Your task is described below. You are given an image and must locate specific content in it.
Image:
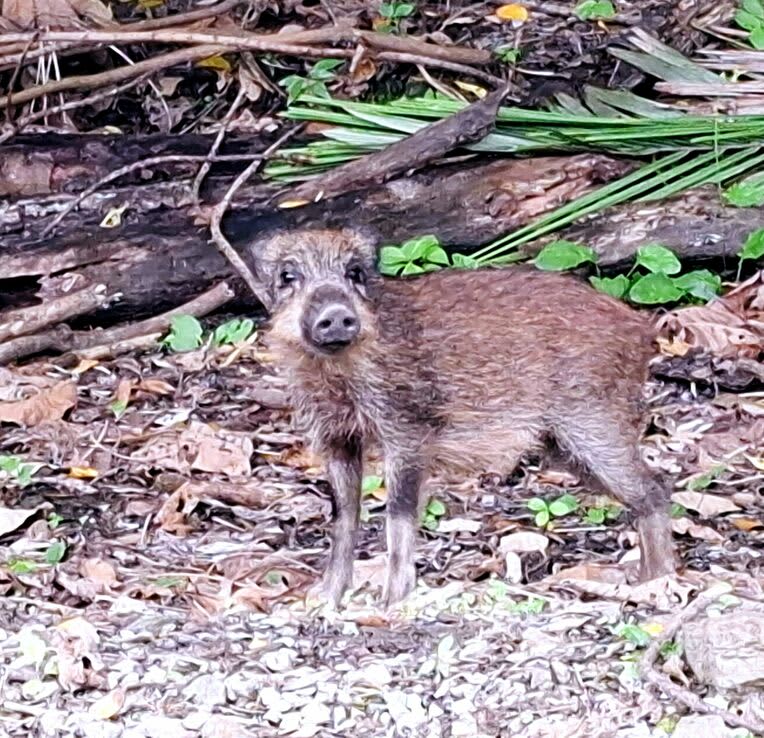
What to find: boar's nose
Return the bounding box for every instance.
[310,303,359,351]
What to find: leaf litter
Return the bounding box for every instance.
[0,281,763,737]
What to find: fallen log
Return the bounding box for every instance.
[0,134,758,365]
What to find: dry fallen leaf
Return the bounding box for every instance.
[672,517,724,543]
[0,380,77,427]
[499,531,549,553]
[671,490,740,517]
[89,687,125,720]
[68,466,99,480]
[0,506,42,537]
[79,558,118,593]
[1,0,113,29]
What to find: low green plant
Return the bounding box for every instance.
[379,235,450,276]
[162,315,257,353]
[527,493,579,528]
[735,0,764,49]
[494,46,521,64]
[47,513,63,530]
[583,504,622,525]
[379,234,483,276]
[507,596,547,615]
[738,227,764,279]
[45,540,66,565]
[212,318,255,346]
[0,455,38,487]
[687,463,727,491]
[670,502,687,518]
[616,622,652,647]
[279,59,345,103]
[377,1,415,32]
[533,240,722,305]
[162,315,204,352]
[421,498,446,530]
[8,559,37,575]
[110,398,128,418]
[575,0,616,21]
[724,171,764,207]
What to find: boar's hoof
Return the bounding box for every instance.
[305,576,348,611]
[382,566,416,609]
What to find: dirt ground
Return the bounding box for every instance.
[1,274,763,738]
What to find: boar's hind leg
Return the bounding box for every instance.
[314,436,363,606]
[554,417,676,581]
[383,459,422,607]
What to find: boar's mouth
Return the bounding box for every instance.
[315,339,354,355]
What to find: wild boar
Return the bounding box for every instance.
[248,228,676,607]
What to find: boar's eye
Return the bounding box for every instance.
[278,268,300,289]
[345,264,366,286]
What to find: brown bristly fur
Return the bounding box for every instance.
[249,228,676,607]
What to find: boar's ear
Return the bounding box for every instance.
[339,226,380,265]
[241,236,275,313]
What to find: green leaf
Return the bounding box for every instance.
[634,244,682,275]
[422,515,439,531]
[110,398,128,418]
[427,498,447,517]
[424,245,450,266]
[213,318,255,346]
[379,245,409,275]
[744,0,764,17]
[628,273,685,305]
[534,509,550,528]
[401,261,424,276]
[163,315,203,352]
[673,270,721,302]
[495,46,520,64]
[47,513,64,530]
[750,26,764,48]
[362,475,384,494]
[451,253,480,269]
[606,504,623,520]
[617,623,651,647]
[735,8,764,31]
[670,502,687,518]
[723,175,764,207]
[738,228,764,262]
[309,59,344,81]
[9,559,38,575]
[575,0,616,20]
[527,497,548,513]
[549,494,579,517]
[590,274,630,299]
[401,234,440,261]
[45,540,66,565]
[380,1,415,18]
[585,507,606,525]
[534,240,597,271]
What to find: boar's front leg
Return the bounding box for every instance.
[383,457,423,607]
[312,436,362,607]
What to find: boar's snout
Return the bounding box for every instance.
[302,286,360,354]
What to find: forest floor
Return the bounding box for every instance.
[1,275,763,738]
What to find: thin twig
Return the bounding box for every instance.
[209,125,304,304]
[192,86,247,201]
[4,34,38,125]
[640,584,764,735]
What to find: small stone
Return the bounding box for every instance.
[261,647,297,672]
[673,715,736,738]
[184,674,227,708]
